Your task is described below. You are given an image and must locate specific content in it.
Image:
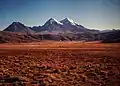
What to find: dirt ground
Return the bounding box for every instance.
[0,41,120,86]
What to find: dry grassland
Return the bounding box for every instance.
[0,41,120,86]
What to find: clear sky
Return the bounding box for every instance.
[0,0,120,30]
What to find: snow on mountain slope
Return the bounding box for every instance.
[32,18,91,33]
[59,18,90,32]
[4,18,99,34]
[60,18,76,25]
[44,18,63,26]
[49,18,63,25]
[41,18,64,32]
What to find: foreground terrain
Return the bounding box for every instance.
[0,41,120,86]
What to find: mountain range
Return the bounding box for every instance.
[1,18,120,43]
[4,18,99,34]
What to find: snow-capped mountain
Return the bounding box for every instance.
[4,22,34,34]
[48,18,63,25]
[39,17,92,33]
[4,18,99,34]
[60,18,90,32]
[60,18,76,25]
[41,18,64,32]
[2,18,120,42]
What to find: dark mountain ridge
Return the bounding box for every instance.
[4,22,34,34]
[1,18,120,43]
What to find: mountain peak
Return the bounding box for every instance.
[45,18,63,25]
[60,18,75,25]
[49,18,55,20]
[49,18,58,22]
[65,18,74,23]
[11,22,25,27]
[12,22,21,25]
[4,22,34,34]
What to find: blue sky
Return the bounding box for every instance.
[0,0,120,30]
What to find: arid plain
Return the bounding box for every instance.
[0,41,120,86]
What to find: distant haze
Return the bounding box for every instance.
[0,0,120,30]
